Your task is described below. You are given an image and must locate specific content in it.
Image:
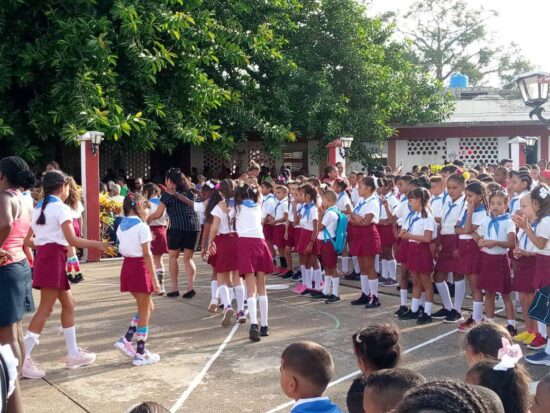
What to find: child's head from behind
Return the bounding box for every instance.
[280,341,334,400]
[532,373,550,413]
[362,368,425,413]
[531,185,550,222]
[322,189,337,209]
[123,193,146,220]
[143,182,160,200]
[464,323,512,368]
[353,323,400,375]
[235,182,259,204]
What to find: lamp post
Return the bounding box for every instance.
[514,71,550,124]
[339,136,354,158]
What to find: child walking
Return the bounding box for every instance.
[114,193,161,366]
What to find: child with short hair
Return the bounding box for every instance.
[286,181,300,280]
[532,373,550,413]
[279,341,342,413]
[271,185,290,276]
[377,178,398,287]
[261,181,277,270]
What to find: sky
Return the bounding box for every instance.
[366,0,550,84]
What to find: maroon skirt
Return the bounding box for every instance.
[33,243,69,290]
[150,225,169,255]
[477,252,512,294]
[407,242,434,274]
[457,238,481,275]
[376,224,396,247]
[396,239,409,264]
[212,233,239,273]
[285,225,295,248]
[513,256,536,293]
[292,227,302,249]
[237,237,274,275]
[533,254,550,290]
[348,224,381,257]
[320,240,338,269]
[435,234,459,274]
[72,218,81,237]
[263,224,274,242]
[296,229,320,256]
[272,225,286,248]
[120,257,153,293]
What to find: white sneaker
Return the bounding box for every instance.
[157,283,166,296]
[65,348,96,369]
[132,350,160,366]
[495,294,505,309]
[221,307,235,327]
[22,357,45,379]
[114,337,135,358]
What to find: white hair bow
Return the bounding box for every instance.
[539,186,549,199]
[493,338,522,371]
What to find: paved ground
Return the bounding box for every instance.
[19,257,549,413]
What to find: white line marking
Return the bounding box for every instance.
[265,328,459,413]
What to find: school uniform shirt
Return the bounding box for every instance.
[318,207,339,240]
[379,193,398,220]
[261,194,277,220]
[273,197,289,225]
[31,196,73,246]
[336,191,352,213]
[69,200,84,220]
[458,207,487,240]
[476,214,515,255]
[291,397,342,413]
[295,203,304,228]
[509,191,529,215]
[235,203,264,238]
[430,193,445,219]
[148,198,168,226]
[440,195,466,235]
[117,217,152,257]
[407,212,437,243]
[350,186,360,206]
[352,194,379,223]
[517,228,538,253]
[395,196,412,227]
[211,204,236,235]
[534,216,550,255]
[299,203,319,231]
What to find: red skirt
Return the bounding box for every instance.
[396,239,409,264]
[348,224,381,257]
[457,238,481,275]
[376,224,395,247]
[72,218,81,237]
[320,240,338,269]
[237,237,274,275]
[407,242,434,274]
[263,224,274,242]
[533,254,550,290]
[477,252,512,294]
[435,234,459,273]
[513,256,536,293]
[285,225,295,248]
[292,227,302,249]
[33,243,69,290]
[272,225,286,248]
[120,257,153,293]
[150,225,169,255]
[212,233,239,273]
[296,229,320,256]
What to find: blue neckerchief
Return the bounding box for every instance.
[120,216,142,231]
[510,197,519,213]
[407,214,421,232]
[35,195,60,209]
[228,198,235,208]
[149,197,161,206]
[487,213,510,239]
[405,210,416,227]
[337,192,346,202]
[430,195,442,205]
[263,194,275,204]
[242,200,257,208]
[353,196,375,214]
[302,202,315,221]
[443,198,464,223]
[459,204,486,228]
[522,221,540,249]
[297,204,305,217]
[400,195,408,203]
[442,190,449,206]
[274,198,287,217]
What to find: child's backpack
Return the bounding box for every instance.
[323,207,348,255]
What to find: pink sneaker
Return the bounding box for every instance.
[22,357,45,379]
[114,337,135,358]
[293,284,306,294]
[65,348,96,369]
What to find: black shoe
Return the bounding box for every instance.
[67,273,75,283]
[167,291,180,297]
[351,293,370,305]
[301,288,314,296]
[444,309,464,323]
[448,282,455,298]
[291,273,302,282]
[282,271,294,279]
[394,305,408,317]
[72,273,84,284]
[417,313,433,325]
[344,271,356,280]
[365,295,380,309]
[260,326,269,337]
[418,305,425,315]
[325,294,341,304]
[399,309,420,320]
[350,272,360,281]
[431,308,450,320]
[182,289,196,299]
[249,324,261,342]
[506,324,518,337]
[311,292,329,299]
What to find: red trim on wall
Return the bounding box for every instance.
[394,125,550,139]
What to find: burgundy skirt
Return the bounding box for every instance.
[435,234,459,274]
[120,257,153,293]
[292,227,302,249]
[348,224,381,257]
[396,239,409,264]
[376,224,396,247]
[33,243,69,290]
[296,229,320,256]
[320,240,338,269]
[237,237,274,275]
[263,224,274,242]
[285,225,295,248]
[72,218,81,237]
[477,252,512,294]
[457,238,481,275]
[407,242,434,274]
[272,225,286,248]
[513,256,536,293]
[533,254,550,290]
[212,233,239,273]
[150,225,169,255]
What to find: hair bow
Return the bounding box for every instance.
[355,334,362,343]
[215,183,221,190]
[493,338,522,371]
[539,186,549,199]
[205,180,216,190]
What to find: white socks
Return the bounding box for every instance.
[454,279,465,312]
[258,295,268,327]
[353,257,360,273]
[360,275,370,296]
[420,292,426,307]
[211,280,218,300]
[218,285,231,308]
[400,289,408,306]
[424,302,433,316]
[24,331,40,359]
[323,276,332,296]
[304,268,313,289]
[435,281,453,311]
[473,301,484,322]
[381,260,388,279]
[368,279,379,297]
[388,260,397,281]
[63,326,80,358]
[332,277,340,297]
[247,297,258,325]
[313,269,323,288]
[411,298,420,313]
[375,255,380,273]
[342,257,350,273]
[234,284,245,312]
[538,321,548,338]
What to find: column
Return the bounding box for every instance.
[79,137,101,262]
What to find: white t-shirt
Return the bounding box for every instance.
[535,216,550,256]
[407,213,437,243]
[441,195,466,235]
[236,204,264,238]
[318,208,339,240]
[430,194,444,219]
[379,194,398,221]
[395,196,411,226]
[352,194,379,223]
[31,196,73,246]
[294,202,303,228]
[477,214,515,255]
[262,194,277,219]
[194,200,206,225]
[69,200,84,220]
[336,192,352,213]
[457,207,488,240]
[517,228,537,253]
[148,198,168,226]
[211,204,236,235]
[299,203,319,231]
[273,198,289,225]
[509,191,529,216]
[117,218,152,257]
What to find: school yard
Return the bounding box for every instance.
[20,257,549,413]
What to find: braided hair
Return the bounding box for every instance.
[408,187,431,218]
[0,156,36,190]
[36,171,69,225]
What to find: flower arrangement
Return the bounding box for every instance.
[99,194,122,258]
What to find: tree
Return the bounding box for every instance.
[398,0,533,87]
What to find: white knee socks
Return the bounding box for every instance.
[353,257,360,273]
[24,331,40,359]
[247,297,258,325]
[454,279,465,312]
[63,326,80,357]
[342,257,350,273]
[323,276,332,295]
[368,279,379,297]
[435,281,453,310]
[332,277,340,297]
[234,284,245,312]
[258,295,268,327]
[360,275,370,296]
[218,284,231,309]
[211,280,218,300]
[388,260,397,281]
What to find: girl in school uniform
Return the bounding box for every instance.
[65,177,85,284]
[143,183,169,295]
[377,178,398,287]
[114,193,161,366]
[284,181,299,280]
[333,179,352,277]
[22,171,108,378]
[475,190,517,336]
[398,187,437,324]
[234,183,274,342]
[261,181,277,270]
[271,185,290,276]
[509,173,532,216]
[349,177,382,308]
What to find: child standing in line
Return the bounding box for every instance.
[65,177,85,284]
[261,181,277,271]
[234,183,274,342]
[334,179,352,278]
[271,185,290,276]
[143,183,169,296]
[474,190,517,336]
[114,193,161,366]
[285,181,299,281]
[349,177,382,309]
[377,178,398,288]
[295,184,320,294]
[22,171,108,379]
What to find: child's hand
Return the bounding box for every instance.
[304,241,313,255]
[95,241,112,252]
[150,297,155,311]
[398,229,407,238]
[484,240,497,249]
[513,248,523,259]
[208,241,217,256]
[284,231,288,240]
[0,248,13,265]
[512,214,528,230]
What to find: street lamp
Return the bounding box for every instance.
[77,131,104,156]
[339,136,354,158]
[514,72,550,124]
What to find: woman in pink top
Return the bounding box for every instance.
[0,156,36,413]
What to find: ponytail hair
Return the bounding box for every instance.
[123,192,145,221]
[36,171,69,225]
[408,187,430,218]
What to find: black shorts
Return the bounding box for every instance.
[167,229,199,251]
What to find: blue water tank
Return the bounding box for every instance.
[449,73,469,88]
